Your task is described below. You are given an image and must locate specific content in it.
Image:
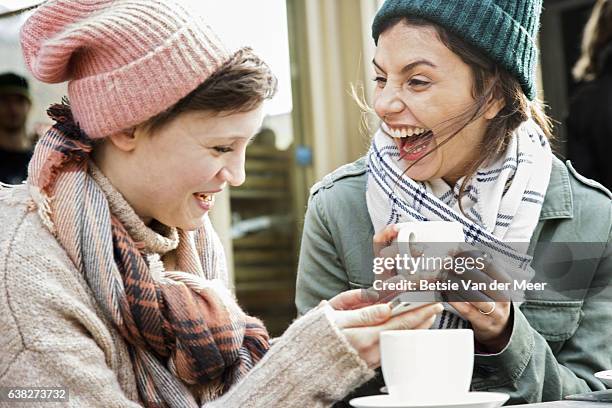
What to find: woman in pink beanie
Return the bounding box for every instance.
[0,1,442,407]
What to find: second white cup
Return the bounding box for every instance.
[380,329,474,402]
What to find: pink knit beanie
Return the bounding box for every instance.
[20,0,231,139]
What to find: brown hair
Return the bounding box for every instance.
[143,47,277,133]
[573,0,612,82]
[355,17,553,217]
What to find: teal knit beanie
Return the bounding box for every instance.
[372,0,543,100]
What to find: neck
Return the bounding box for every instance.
[91,148,153,226]
[441,141,489,187]
[0,128,30,151]
[88,162,179,255]
[442,174,462,186]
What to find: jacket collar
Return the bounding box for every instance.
[539,157,573,220]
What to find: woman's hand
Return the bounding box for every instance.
[449,300,512,353]
[445,250,514,353]
[330,302,444,369]
[373,224,401,280]
[329,289,380,310]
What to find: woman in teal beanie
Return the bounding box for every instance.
[296,0,612,404]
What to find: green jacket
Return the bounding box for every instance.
[296,156,612,405]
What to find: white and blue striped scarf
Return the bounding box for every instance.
[366,119,553,328]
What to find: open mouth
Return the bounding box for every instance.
[382,122,435,161]
[193,192,214,203]
[193,192,216,211]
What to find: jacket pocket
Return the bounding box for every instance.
[520,300,583,342]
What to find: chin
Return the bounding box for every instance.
[405,171,437,181]
[176,217,206,231]
[155,212,205,231]
[402,157,441,181]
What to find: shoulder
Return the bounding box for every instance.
[543,158,612,242]
[309,156,368,198]
[0,185,72,272]
[568,78,612,128]
[307,157,369,226]
[543,157,611,211]
[565,160,612,203]
[0,186,106,358]
[570,77,612,104]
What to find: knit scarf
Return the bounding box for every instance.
[366,119,552,328]
[26,102,269,408]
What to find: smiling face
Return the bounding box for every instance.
[373,21,500,184]
[94,106,264,231]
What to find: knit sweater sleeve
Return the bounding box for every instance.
[205,303,375,407]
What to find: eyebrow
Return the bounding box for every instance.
[372,59,437,74]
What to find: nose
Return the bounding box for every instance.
[374,83,406,119]
[219,154,246,187]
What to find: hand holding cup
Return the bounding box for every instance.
[325,290,444,369]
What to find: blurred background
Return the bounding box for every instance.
[0,0,605,336]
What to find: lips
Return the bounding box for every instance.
[193,191,217,212]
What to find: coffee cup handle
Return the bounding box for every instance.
[396,225,418,243]
[396,225,422,259]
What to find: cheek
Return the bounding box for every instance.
[130,149,188,198]
[434,130,472,171]
[191,160,221,183]
[170,161,223,197]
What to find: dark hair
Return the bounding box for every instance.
[573,0,612,82]
[357,17,553,217]
[142,47,277,133]
[0,72,31,101]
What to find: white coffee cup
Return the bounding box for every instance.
[396,221,465,243]
[380,329,474,402]
[395,222,465,270]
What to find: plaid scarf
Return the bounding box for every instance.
[366,119,552,328]
[27,102,269,408]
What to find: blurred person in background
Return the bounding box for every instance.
[567,0,612,189]
[0,1,442,407]
[0,72,33,184]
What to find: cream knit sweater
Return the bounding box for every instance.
[0,181,373,407]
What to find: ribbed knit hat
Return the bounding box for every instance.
[20,0,231,139]
[372,0,543,100]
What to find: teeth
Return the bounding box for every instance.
[195,193,213,202]
[384,123,430,138]
[404,144,427,154]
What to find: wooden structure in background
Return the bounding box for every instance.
[231,130,297,337]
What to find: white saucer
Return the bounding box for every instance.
[349,392,509,408]
[595,370,612,387]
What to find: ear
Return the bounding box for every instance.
[483,94,505,120]
[107,129,139,152]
